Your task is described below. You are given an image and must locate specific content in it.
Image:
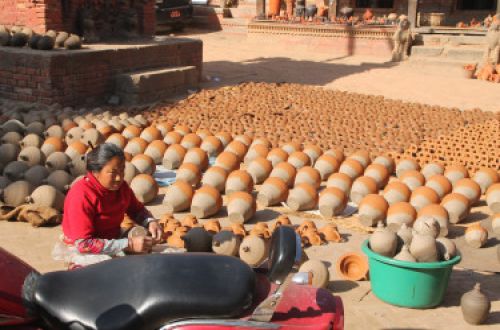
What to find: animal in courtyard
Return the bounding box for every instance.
[391,15,413,62]
[484,17,500,65]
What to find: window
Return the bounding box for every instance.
[355,0,394,8]
[456,0,496,10]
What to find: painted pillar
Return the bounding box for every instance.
[408,0,418,28]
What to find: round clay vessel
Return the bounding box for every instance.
[131,154,156,175]
[319,187,347,217]
[215,151,240,172]
[417,204,449,237]
[409,233,438,262]
[413,216,441,238]
[369,222,398,257]
[286,183,318,211]
[181,133,202,150]
[233,135,252,147]
[174,125,191,136]
[124,162,137,184]
[225,140,248,161]
[303,144,323,165]
[269,161,297,187]
[386,202,417,229]
[212,230,241,256]
[41,137,66,157]
[281,141,302,155]
[410,186,440,212]
[364,163,389,189]
[0,143,20,164]
[461,283,491,325]
[122,125,142,139]
[319,224,342,242]
[436,237,457,261]
[313,154,340,181]
[287,151,311,170]
[396,159,420,178]
[162,144,187,170]
[1,131,23,145]
[336,252,369,281]
[164,131,183,145]
[421,162,445,180]
[46,170,73,192]
[400,170,425,191]
[358,194,389,227]
[163,180,194,213]
[190,185,223,219]
[425,174,452,199]
[373,155,395,174]
[464,223,488,249]
[441,193,470,224]
[215,131,233,147]
[81,128,104,148]
[67,156,86,177]
[246,157,272,184]
[453,178,481,205]
[472,167,499,194]
[20,134,43,149]
[4,161,30,181]
[201,166,228,192]
[349,176,377,205]
[140,126,162,144]
[348,150,371,168]
[176,163,202,186]
[105,133,128,150]
[227,191,256,224]
[24,165,49,187]
[203,219,221,234]
[326,172,352,194]
[485,183,500,213]
[298,260,329,288]
[267,148,289,167]
[250,137,271,149]
[26,185,65,211]
[324,147,344,163]
[195,129,212,140]
[130,174,159,204]
[338,158,364,180]
[394,245,416,262]
[244,144,269,164]
[144,140,168,165]
[124,137,148,157]
[200,136,223,157]
[294,166,321,189]
[239,235,268,267]
[18,146,45,166]
[397,223,413,246]
[444,164,469,187]
[2,180,34,207]
[492,213,500,235]
[257,177,289,207]
[0,176,11,190]
[225,170,254,195]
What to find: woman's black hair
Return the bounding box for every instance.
[86,143,125,172]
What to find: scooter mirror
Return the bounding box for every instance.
[267,226,298,284]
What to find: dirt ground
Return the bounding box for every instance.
[1,29,499,329]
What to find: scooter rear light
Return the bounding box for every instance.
[291,271,313,285]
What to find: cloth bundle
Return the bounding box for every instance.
[0,203,62,227]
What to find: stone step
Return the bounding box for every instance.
[410,45,485,62]
[229,5,256,19]
[406,57,477,78]
[115,66,198,104]
[414,34,486,47]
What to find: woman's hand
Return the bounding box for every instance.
[148,220,163,244]
[127,236,153,254]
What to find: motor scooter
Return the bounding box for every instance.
[0,226,344,330]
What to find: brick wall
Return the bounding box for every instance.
[0,39,202,105]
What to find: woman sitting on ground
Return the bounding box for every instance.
[62,143,163,255]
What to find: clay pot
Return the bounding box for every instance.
[144,140,168,165]
[369,222,398,257]
[486,183,500,213]
[301,228,322,246]
[122,125,142,140]
[425,174,452,199]
[26,185,65,211]
[131,154,156,175]
[203,219,221,234]
[350,176,377,205]
[176,163,201,186]
[373,155,395,174]
[46,170,73,192]
[18,146,45,166]
[24,165,49,187]
[201,166,228,192]
[1,132,23,145]
[163,181,194,213]
[106,133,128,150]
[67,156,86,177]
[200,136,223,157]
[183,227,213,252]
[324,147,344,163]
[124,137,149,157]
[364,163,390,189]
[441,193,470,224]
[257,177,289,207]
[269,161,297,187]
[227,191,256,224]
[336,252,369,281]
[421,163,445,180]
[44,151,70,172]
[215,131,233,147]
[124,162,137,184]
[164,131,183,145]
[413,216,441,238]
[319,224,342,242]
[244,144,269,165]
[212,230,241,256]
[287,151,311,170]
[453,178,481,205]
[348,150,371,168]
[1,181,34,207]
[246,157,272,184]
[167,231,185,248]
[130,174,159,204]
[436,237,457,261]
[326,172,352,194]
[41,137,66,157]
[20,134,43,149]
[294,166,321,189]
[190,185,222,219]
[225,170,254,195]
[297,220,316,235]
[492,213,500,235]
[400,170,426,191]
[303,144,323,165]
[281,142,302,155]
[250,137,271,149]
[417,204,449,237]
[472,167,499,194]
[410,186,440,212]
[64,35,81,50]
[314,155,340,181]
[267,148,289,167]
[393,243,417,261]
[181,133,202,150]
[461,283,491,325]
[444,164,469,187]
[298,260,329,288]
[81,128,104,148]
[3,161,29,181]
[386,202,417,229]
[195,129,212,140]
[225,140,248,161]
[410,233,438,262]
[140,126,162,143]
[319,187,347,217]
[465,223,488,248]
[0,176,11,190]
[214,151,240,172]
[65,127,84,145]
[397,223,413,246]
[358,194,389,227]
[287,183,318,211]
[44,125,65,139]
[396,159,420,178]
[162,144,186,170]
[239,235,268,267]
[249,226,271,239]
[339,158,364,179]
[0,143,20,165]
[181,214,199,228]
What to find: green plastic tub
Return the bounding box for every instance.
[362,240,461,309]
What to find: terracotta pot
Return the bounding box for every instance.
[303,144,323,165]
[465,223,488,248]
[492,213,500,235]
[81,128,104,148]
[314,155,340,181]
[164,131,183,145]
[26,185,65,211]
[181,133,202,150]
[461,283,491,325]
[350,176,377,205]
[144,140,168,165]
[177,163,202,186]
[201,166,228,192]
[324,147,344,163]
[472,167,499,194]
[417,204,449,237]
[215,131,233,147]
[257,177,289,207]
[373,155,395,174]
[298,260,329,288]
[421,162,445,180]
[156,121,174,137]
[364,163,390,189]
[369,222,397,257]
[231,223,247,238]
[444,164,469,187]
[162,144,187,170]
[294,166,321,189]
[436,237,457,261]
[124,137,148,157]
[183,148,209,171]
[269,161,297,187]
[130,174,159,204]
[386,202,417,229]
[267,148,289,167]
[486,183,500,213]
[425,174,452,199]
[122,125,142,139]
[396,159,420,178]
[453,178,481,205]
[400,170,426,191]
[339,158,364,180]
[200,136,223,157]
[244,144,269,164]
[348,150,371,168]
[358,194,389,227]
[105,133,128,150]
[174,124,191,136]
[191,185,223,219]
[287,151,311,170]
[410,233,438,262]
[247,157,273,184]
[203,219,222,233]
[227,191,256,224]
[215,151,240,172]
[281,141,302,155]
[234,134,253,147]
[226,170,254,195]
[441,193,470,224]
[212,230,241,256]
[316,186,347,217]
[181,214,199,228]
[410,186,440,212]
[225,140,248,161]
[318,223,342,242]
[286,183,318,211]
[2,181,34,207]
[326,172,353,194]
[336,252,368,281]
[131,154,156,175]
[239,235,268,267]
[383,181,411,205]
[163,180,194,213]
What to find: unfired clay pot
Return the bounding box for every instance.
[224,140,248,161]
[338,158,364,180]
[425,174,452,199]
[492,213,500,235]
[124,137,148,157]
[225,170,254,195]
[131,154,156,175]
[386,202,417,229]
[200,136,223,157]
[287,151,311,170]
[326,172,352,194]
[400,170,426,191]
[461,283,491,325]
[140,126,162,143]
[162,144,187,170]
[303,144,323,165]
[410,186,440,212]
[246,157,272,184]
[421,162,445,180]
[24,165,49,187]
[26,185,65,211]
[294,166,321,189]
[358,194,389,227]
[190,185,223,219]
[383,181,411,205]
[244,144,269,165]
[212,230,241,256]
[18,146,45,166]
[348,150,371,169]
[336,252,369,281]
[286,183,318,211]
[215,151,240,172]
[417,204,449,237]
[257,177,289,207]
[164,131,183,145]
[394,245,416,262]
[319,187,347,217]
[369,222,398,257]
[413,216,441,238]
[441,193,470,224]
[464,223,488,249]
[298,260,329,289]
[201,166,228,192]
[314,154,340,181]
[472,167,499,194]
[436,237,457,261]
[397,223,413,246]
[410,233,438,262]
[144,140,168,165]
[485,183,500,213]
[1,180,34,207]
[444,164,469,187]
[163,180,194,213]
[239,235,268,267]
[267,148,289,167]
[130,174,159,204]
[45,170,73,192]
[453,178,481,205]
[269,161,297,187]
[396,159,420,178]
[364,163,389,189]
[227,191,256,224]
[350,176,377,205]
[176,163,202,186]
[373,155,395,174]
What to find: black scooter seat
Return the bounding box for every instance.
[33,253,256,330]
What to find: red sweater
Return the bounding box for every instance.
[62,172,146,241]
